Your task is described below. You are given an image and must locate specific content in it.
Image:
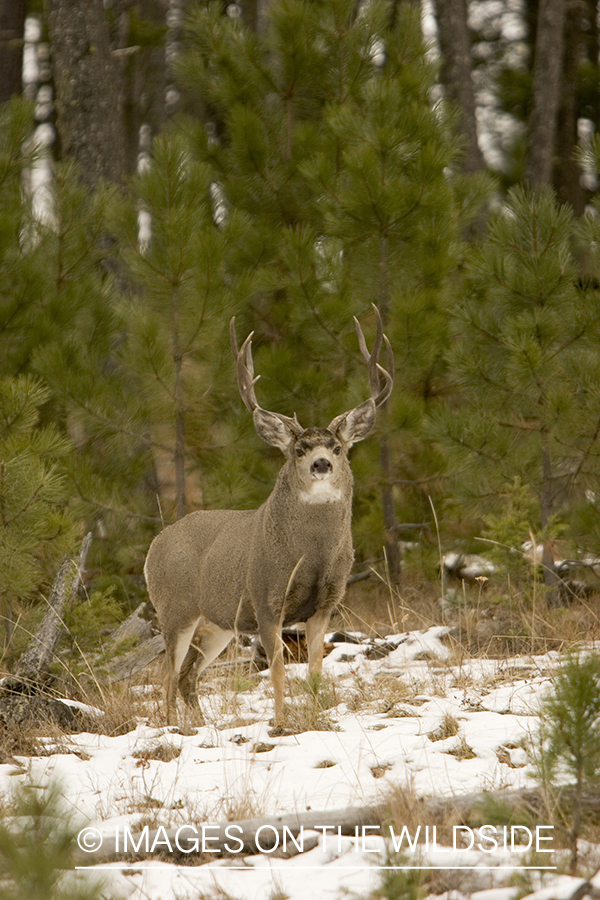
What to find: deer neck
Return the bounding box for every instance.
[265,464,352,528]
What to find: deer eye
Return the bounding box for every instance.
[295,447,305,458]
[333,445,342,455]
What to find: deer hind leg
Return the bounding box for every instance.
[178,620,234,707]
[164,620,198,725]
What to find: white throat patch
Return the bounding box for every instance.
[299,481,342,504]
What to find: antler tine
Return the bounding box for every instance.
[354,304,394,408]
[230,316,260,413]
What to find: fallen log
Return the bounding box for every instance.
[73,782,600,866]
[105,633,165,683]
[74,803,380,865]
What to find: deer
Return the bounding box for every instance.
[145,305,393,729]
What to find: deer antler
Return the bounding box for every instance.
[230,318,260,413]
[353,304,394,407]
[230,317,302,432]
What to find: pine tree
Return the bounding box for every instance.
[24,160,157,578]
[0,375,75,649]
[174,0,487,574]
[430,185,600,590]
[113,130,249,521]
[534,652,600,870]
[0,98,48,377]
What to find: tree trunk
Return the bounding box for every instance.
[377,242,401,584]
[172,294,187,520]
[540,437,559,595]
[525,0,566,185]
[119,0,171,174]
[0,0,27,102]
[73,782,600,866]
[553,0,585,213]
[380,435,402,584]
[570,759,583,872]
[433,0,484,173]
[44,0,127,189]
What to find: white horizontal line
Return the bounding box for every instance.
[76,865,558,872]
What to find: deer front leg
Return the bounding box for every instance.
[305,606,334,675]
[257,617,286,731]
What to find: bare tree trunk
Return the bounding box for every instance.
[377,241,401,584]
[172,292,187,520]
[119,0,171,174]
[43,0,127,188]
[379,435,402,584]
[73,782,600,866]
[433,0,484,173]
[525,0,566,185]
[540,436,558,596]
[174,368,187,521]
[240,0,260,32]
[255,0,271,35]
[0,0,26,102]
[553,0,585,213]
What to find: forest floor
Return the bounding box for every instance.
[2,582,600,900]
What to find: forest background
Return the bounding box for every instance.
[2,0,600,661]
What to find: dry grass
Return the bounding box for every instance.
[427,712,460,742]
[282,673,340,733]
[442,581,600,658]
[376,778,466,847]
[0,718,79,764]
[338,571,600,662]
[1,573,599,811]
[332,574,440,637]
[132,739,182,763]
[445,736,476,760]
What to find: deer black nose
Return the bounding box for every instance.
[311,457,332,475]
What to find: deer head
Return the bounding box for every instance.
[230,305,394,503]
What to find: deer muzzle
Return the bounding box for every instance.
[311,457,333,479]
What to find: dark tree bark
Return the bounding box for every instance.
[44,0,127,188]
[119,0,171,174]
[380,435,402,584]
[434,0,483,173]
[0,0,27,103]
[553,0,585,213]
[525,0,566,185]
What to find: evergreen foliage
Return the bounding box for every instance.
[176,0,490,564]
[113,131,249,521]
[533,652,600,868]
[0,780,106,899]
[4,3,600,606]
[27,161,155,578]
[0,375,75,648]
[431,186,600,578]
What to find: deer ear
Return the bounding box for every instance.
[253,408,301,453]
[329,399,376,447]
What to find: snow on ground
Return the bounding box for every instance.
[1,627,596,900]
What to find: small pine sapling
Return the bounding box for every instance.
[533,652,600,870]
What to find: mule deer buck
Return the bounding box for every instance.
[145,305,393,728]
